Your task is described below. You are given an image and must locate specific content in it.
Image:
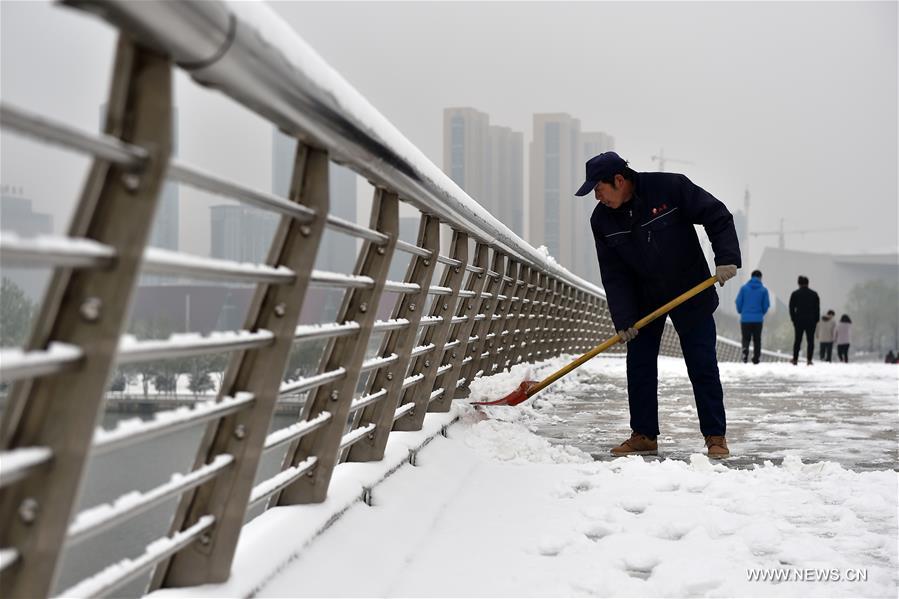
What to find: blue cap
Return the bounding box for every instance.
[574,151,629,196]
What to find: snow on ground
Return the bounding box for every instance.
[156,356,898,598]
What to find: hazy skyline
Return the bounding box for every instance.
[1,1,896,273]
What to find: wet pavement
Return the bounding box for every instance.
[525,357,899,472]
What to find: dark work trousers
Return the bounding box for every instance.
[740,322,763,363]
[837,344,850,362]
[819,341,834,362]
[626,313,726,438]
[792,322,816,362]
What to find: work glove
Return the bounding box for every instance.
[715,264,738,287]
[617,327,638,344]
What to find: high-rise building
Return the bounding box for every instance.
[0,187,53,300]
[529,113,584,276]
[529,115,617,281]
[443,108,524,236]
[582,132,616,161]
[579,131,616,281]
[487,126,524,236]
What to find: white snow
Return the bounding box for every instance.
[117,329,275,364]
[147,355,897,598]
[0,446,52,483]
[92,392,255,451]
[249,456,318,507]
[62,515,215,598]
[68,455,233,541]
[0,547,18,572]
[339,423,376,450]
[0,231,115,265]
[264,411,332,451]
[0,342,83,381]
[293,321,359,339]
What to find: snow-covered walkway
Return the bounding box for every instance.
[153,357,898,598]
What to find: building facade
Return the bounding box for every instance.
[529,113,615,281]
[443,107,524,236]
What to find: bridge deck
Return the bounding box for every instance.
[149,358,898,598]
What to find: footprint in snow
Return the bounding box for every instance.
[619,498,649,514]
[583,522,617,541]
[536,534,576,556]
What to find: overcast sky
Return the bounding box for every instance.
[1,1,896,271]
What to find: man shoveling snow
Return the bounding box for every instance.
[577,151,741,458]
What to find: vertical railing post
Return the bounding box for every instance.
[533,276,556,362]
[429,241,489,412]
[561,285,578,354]
[524,272,549,363]
[393,230,468,431]
[0,38,172,599]
[151,143,330,588]
[545,280,564,358]
[481,259,519,376]
[586,295,601,348]
[347,214,440,462]
[495,265,535,373]
[459,251,505,389]
[275,188,399,505]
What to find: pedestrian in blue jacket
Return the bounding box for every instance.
[735,270,770,364]
[578,152,741,459]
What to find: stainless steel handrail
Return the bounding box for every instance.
[66,0,607,300]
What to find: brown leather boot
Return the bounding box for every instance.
[610,432,658,456]
[705,435,730,458]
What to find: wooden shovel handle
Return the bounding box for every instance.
[525,276,718,398]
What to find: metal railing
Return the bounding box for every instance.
[0,2,787,597]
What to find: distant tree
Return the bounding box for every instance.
[154,372,178,395]
[109,369,128,393]
[186,354,216,397]
[846,280,899,352]
[127,317,178,397]
[206,352,229,389]
[0,277,35,347]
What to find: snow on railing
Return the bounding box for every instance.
[68,455,233,543]
[264,411,333,451]
[249,457,318,507]
[0,342,83,383]
[59,515,216,598]
[92,393,255,454]
[0,447,52,488]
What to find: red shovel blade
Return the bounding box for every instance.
[471,380,538,407]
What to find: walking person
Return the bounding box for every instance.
[836,314,852,362]
[789,275,820,365]
[578,151,741,458]
[735,270,769,364]
[816,310,836,362]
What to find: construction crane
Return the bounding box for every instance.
[651,148,693,172]
[749,218,856,250]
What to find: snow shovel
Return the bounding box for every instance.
[472,275,718,407]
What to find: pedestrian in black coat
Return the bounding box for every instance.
[578,152,741,459]
[789,275,820,365]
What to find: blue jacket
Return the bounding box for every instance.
[735,276,770,323]
[591,172,741,331]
